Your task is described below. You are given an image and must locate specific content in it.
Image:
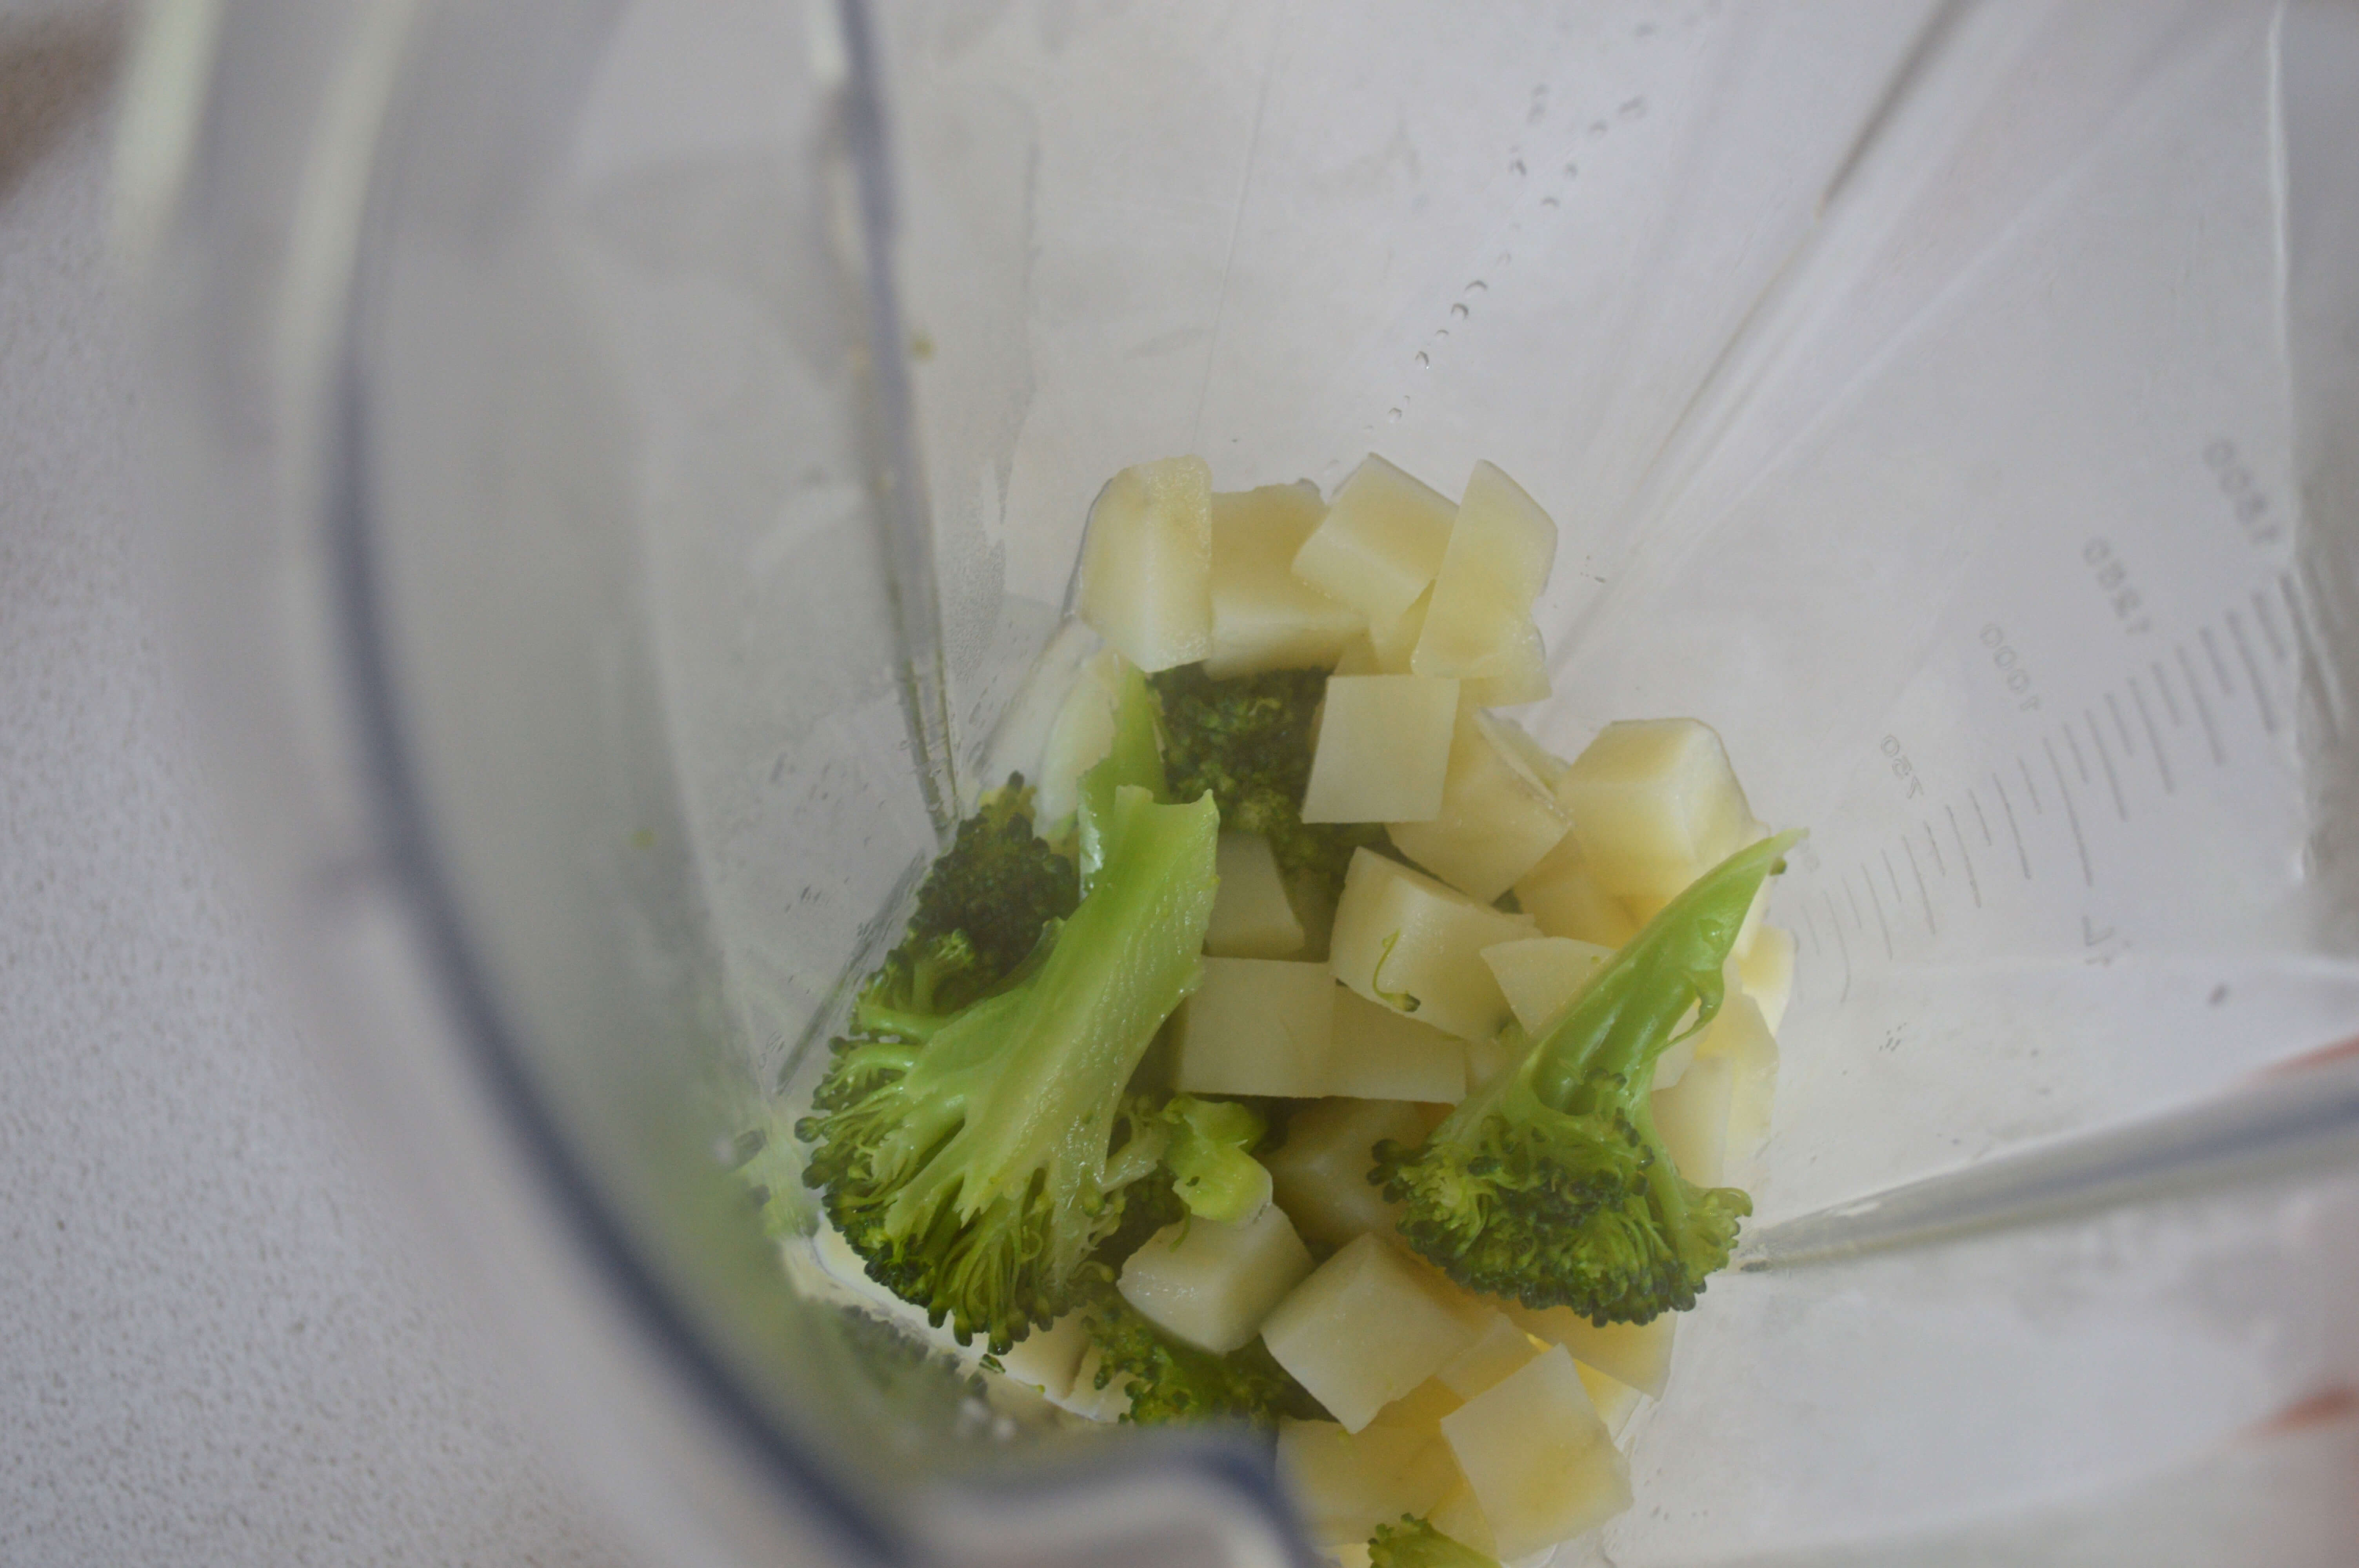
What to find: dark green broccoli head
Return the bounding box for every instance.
[856,777,1078,1038]
[1368,1515,1500,1568]
[1074,1279,1327,1428]
[1149,664,1385,911]
[1373,832,1798,1325]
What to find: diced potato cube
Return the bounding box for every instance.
[1427,1479,1497,1558]
[1301,675,1460,824]
[1412,461,1558,682]
[1652,1053,1733,1188]
[1329,633,1380,676]
[1514,834,1639,948]
[1207,833,1307,958]
[1388,708,1573,903]
[1366,587,1429,673]
[1576,1363,1644,1439]
[1206,483,1367,677]
[999,1313,1091,1402]
[1697,993,1779,1168]
[1290,456,1456,627]
[1368,1376,1465,1431]
[1118,1204,1314,1354]
[1501,1303,1676,1398]
[1436,1314,1545,1399]
[1462,1036,1514,1092]
[1481,936,1612,1036]
[1034,650,1125,826]
[1329,851,1536,1044]
[1560,719,1756,898]
[1265,1098,1424,1250]
[1440,1347,1631,1558]
[1277,1420,1458,1546]
[1487,716,1570,788]
[1078,456,1213,673]
[1059,1345,1133,1422]
[1171,958,1335,1098]
[1326,988,1467,1103]
[1461,618,1551,706]
[1262,1235,1489,1431]
[1738,923,1796,1033]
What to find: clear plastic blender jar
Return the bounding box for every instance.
[126,0,2359,1563]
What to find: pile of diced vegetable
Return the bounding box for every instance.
[783,453,1799,1567]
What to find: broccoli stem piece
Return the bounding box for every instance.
[800,786,1221,1351]
[1078,657,1167,891]
[1074,1279,1327,1429]
[1376,831,1801,1325]
[1160,1096,1272,1223]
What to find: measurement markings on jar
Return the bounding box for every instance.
[1823,891,1852,1004]
[2105,691,2135,756]
[1903,836,1936,936]
[2127,676,2174,793]
[2224,610,2277,733]
[2250,589,2288,662]
[2043,735,2095,888]
[2175,644,2227,764]
[1990,773,2032,879]
[1945,804,1983,907]
[1968,788,1993,846]
[2280,571,2346,741]
[2017,755,2045,814]
[2199,625,2235,697]
[2062,723,2091,786]
[1859,865,1895,960]
[1921,818,1946,878]
[1881,848,1905,909]
[2085,711,2128,822]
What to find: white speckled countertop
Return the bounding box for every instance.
[0,4,642,1561]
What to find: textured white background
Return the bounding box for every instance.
[0,3,643,1561]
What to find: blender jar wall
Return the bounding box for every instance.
[135,0,2359,1564]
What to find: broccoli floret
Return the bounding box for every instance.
[1074,1279,1327,1428]
[1368,1516,1500,1568]
[799,784,1221,1352]
[1372,831,1801,1326]
[854,777,1078,1040]
[1149,664,1386,919]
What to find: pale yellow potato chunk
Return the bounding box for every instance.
[1367,1376,1465,1431]
[1514,833,1639,948]
[1440,1347,1631,1558]
[1328,988,1467,1103]
[1033,649,1125,826]
[1461,1036,1514,1092]
[1697,992,1779,1169]
[1277,1420,1458,1546]
[1480,936,1612,1036]
[1289,455,1456,627]
[1077,456,1212,672]
[1261,1235,1488,1431]
[1738,923,1796,1033]
[1118,1204,1314,1355]
[1366,586,1429,673]
[1502,1303,1676,1398]
[1387,708,1572,903]
[1561,719,1756,898]
[1653,1053,1733,1187]
[1577,1363,1644,1439]
[1206,833,1307,959]
[1206,482,1366,677]
[998,1313,1091,1403]
[1426,1479,1497,1557]
[1461,617,1552,706]
[1328,633,1381,676]
[1329,850,1536,1044]
[1171,958,1335,1098]
[1300,675,1460,824]
[1487,716,1571,788]
[1058,1345,1132,1422]
[1412,461,1558,682]
[1436,1314,1546,1399]
[1264,1098,1424,1250]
